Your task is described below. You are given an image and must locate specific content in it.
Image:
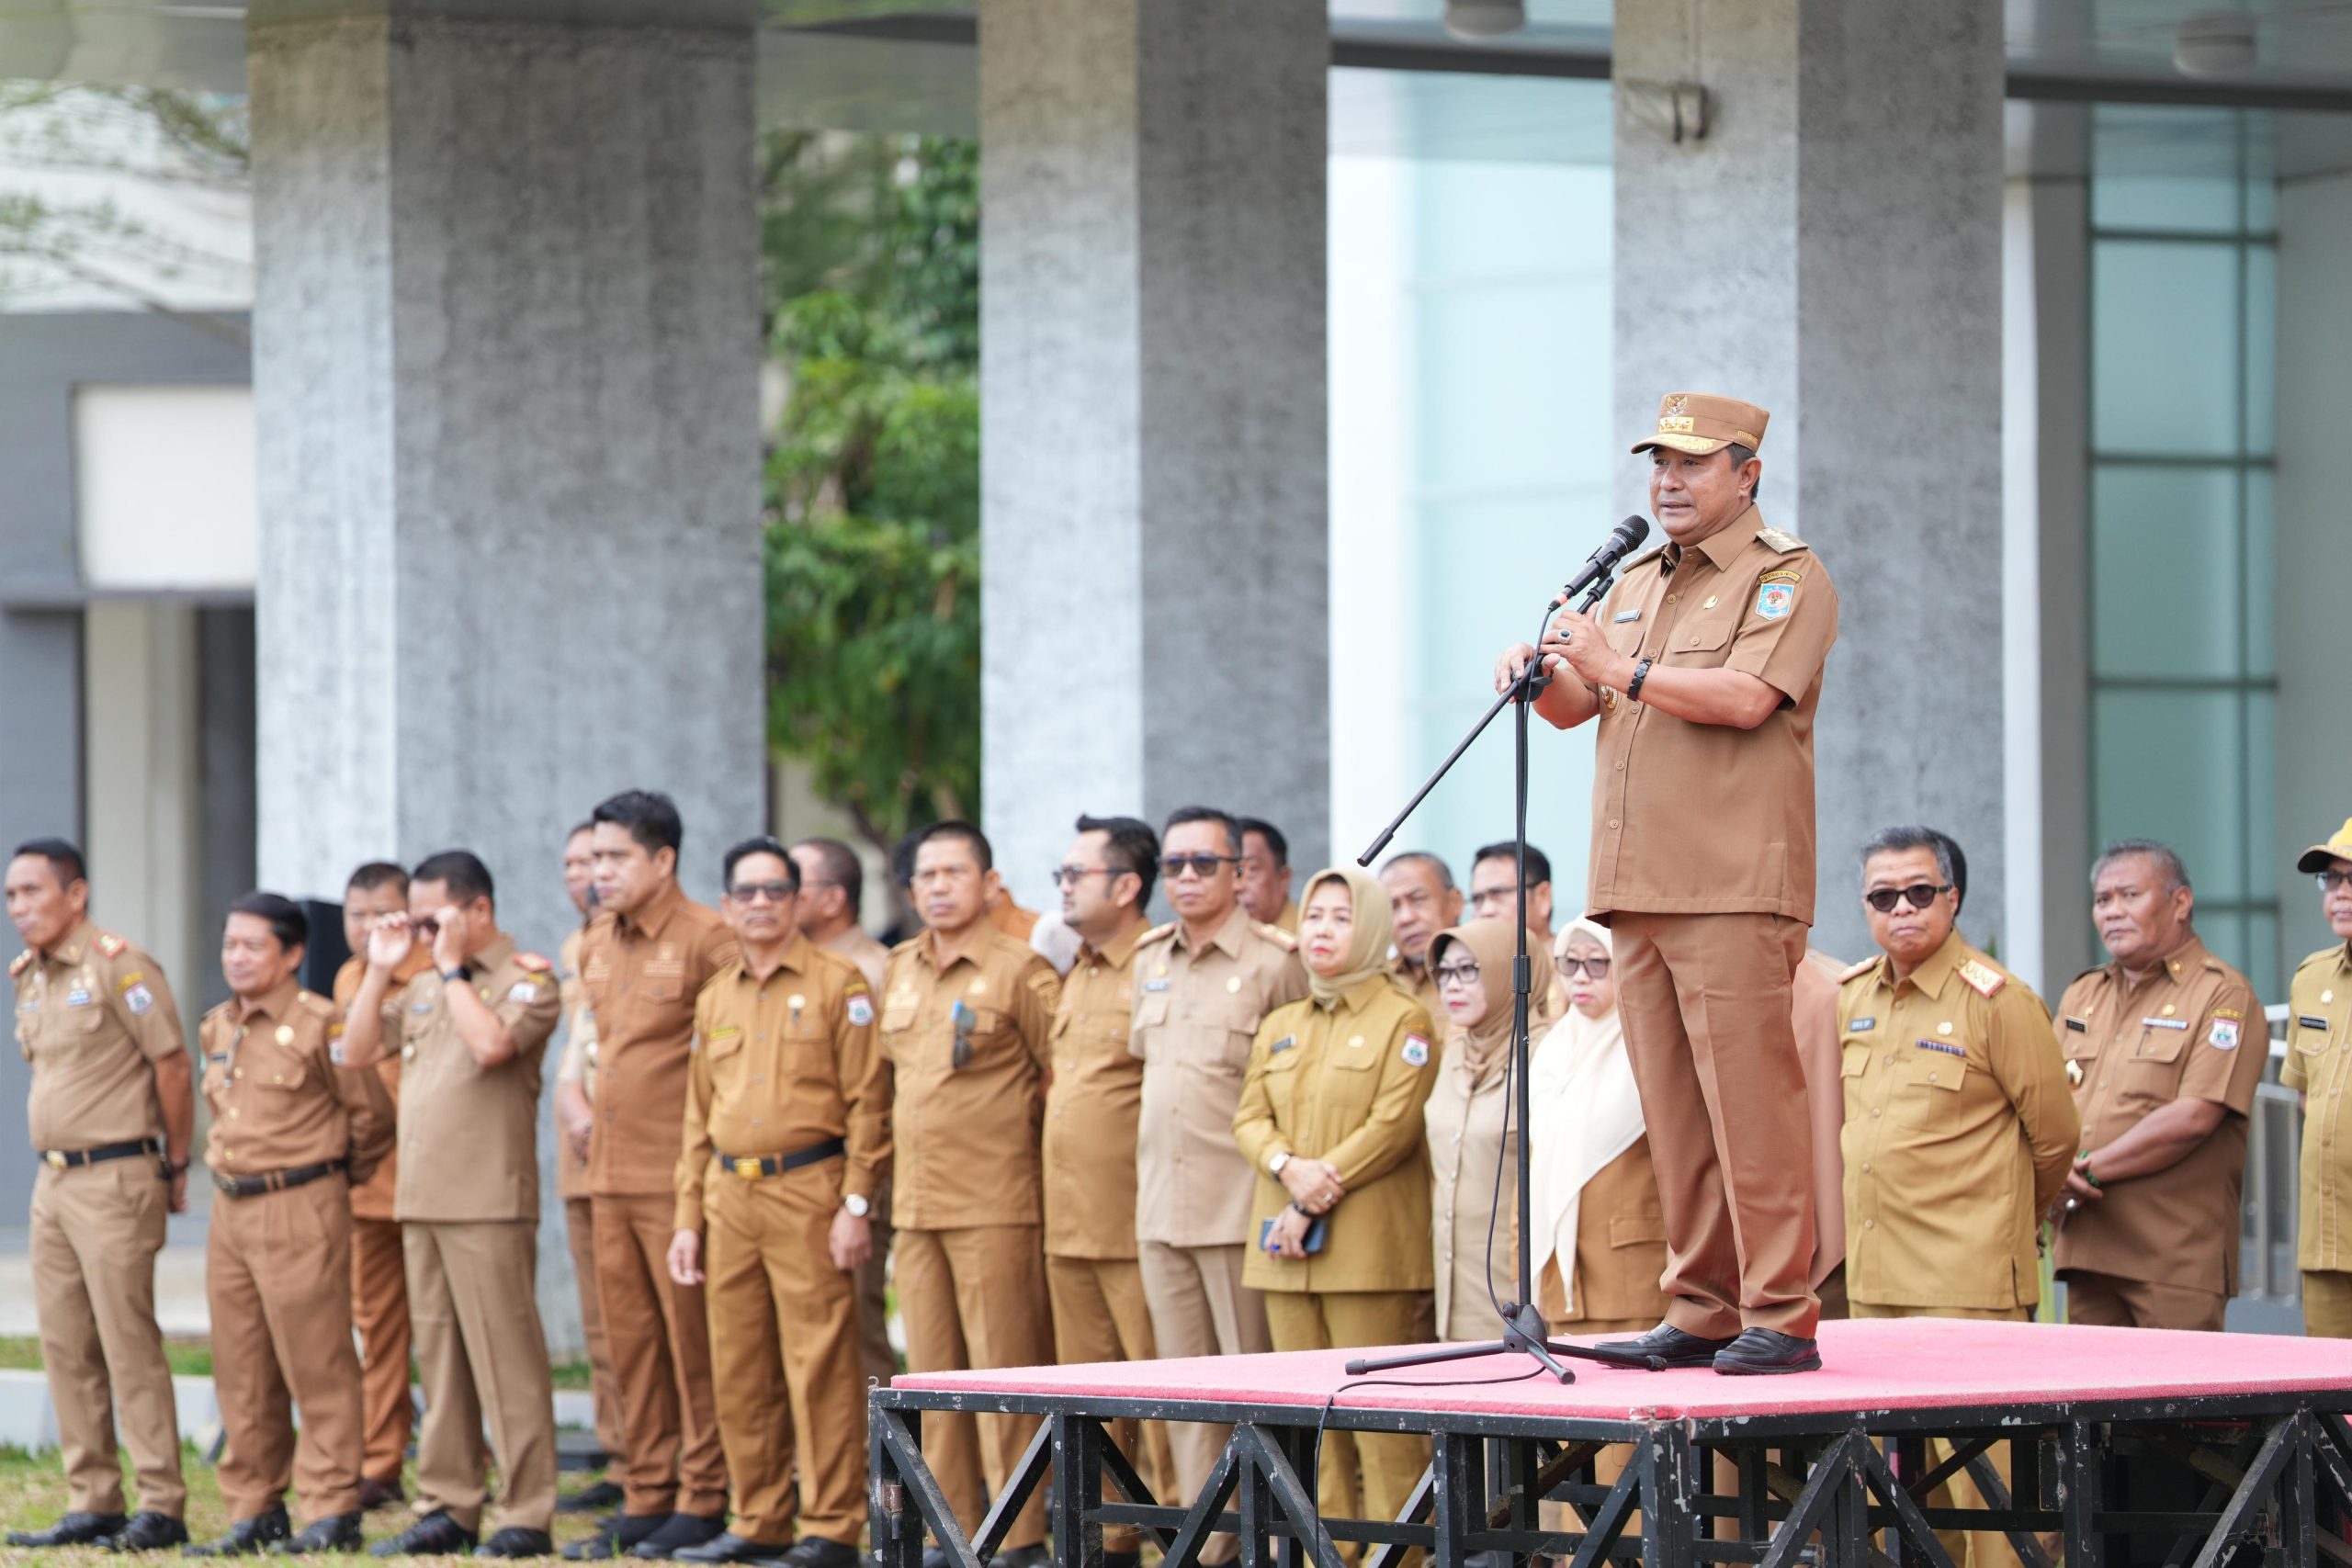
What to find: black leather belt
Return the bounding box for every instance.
[718,1136,846,1180]
[212,1161,344,1199]
[40,1137,162,1171]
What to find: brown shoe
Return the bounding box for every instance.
[358,1476,407,1512]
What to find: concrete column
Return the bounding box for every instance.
[247,0,762,1348]
[978,0,1329,904]
[1613,0,2006,963]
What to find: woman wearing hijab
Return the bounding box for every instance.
[1528,916,1669,1334]
[1422,918,1522,1342]
[1233,865,1440,1538]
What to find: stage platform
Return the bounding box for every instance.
[869,1319,2352,1568]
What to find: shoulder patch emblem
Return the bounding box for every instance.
[124,984,155,1016]
[1754,581,1796,622]
[1957,958,2007,998]
[846,993,875,1028]
[514,952,553,974]
[1839,956,1880,984]
[1756,525,1806,555]
[1252,921,1299,952]
[2210,1017,2242,1051]
[10,950,31,978]
[1402,1032,1431,1067]
[508,980,542,1006]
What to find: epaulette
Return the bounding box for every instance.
[1838,956,1881,985]
[514,952,553,974]
[296,989,337,1018]
[2296,946,2347,974]
[2068,964,2109,990]
[1623,545,1668,573]
[1136,923,1178,947]
[1957,956,2007,999]
[1756,525,1807,555]
[888,936,923,957]
[94,931,127,958]
[1252,921,1298,953]
[8,950,29,978]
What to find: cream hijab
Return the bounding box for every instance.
[1526,915,1648,1315]
[1300,865,1396,1006]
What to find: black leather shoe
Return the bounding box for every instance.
[11,1510,128,1548]
[107,1510,189,1552]
[672,1533,792,1565]
[185,1506,291,1557]
[991,1547,1051,1568]
[370,1509,479,1556]
[631,1513,728,1559]
[268,1511,364,1554]
[1591,1323,1737,1369]
[1712,1327,1823,1376]
[476,1529,558,1559]
[565,1515,670,1561]
[775,1540,858,1568]
[557,1482,627,1516]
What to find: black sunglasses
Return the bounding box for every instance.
[1864,883,1952,913]
[1159,853,1238,879]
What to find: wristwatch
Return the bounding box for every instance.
[441,965,469,984]
[1268,1151,1291,1178]
[842,1193,872,1219]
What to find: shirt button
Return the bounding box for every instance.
[1871,1108,1882,1118]
[1608,819,1620,830]
[1860,1162,1871,1173]
[1614,761,1624,771]
[229,1108,239,1118]
[1863,1219,1875,1230]
[753,1075,764,1084]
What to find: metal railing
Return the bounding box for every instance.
[2236,1003,2302,1325]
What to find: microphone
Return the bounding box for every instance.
[1556,515,1651,606]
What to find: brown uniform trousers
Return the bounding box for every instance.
[581,885,739,1518]
[678,937,887,1547]
[880,924,1061,1551]
[1236,978,1441,1546]
[335,951,428,1489]
[16,923,188,1519]
[200,982,390,1524]
[557,929,628,1461]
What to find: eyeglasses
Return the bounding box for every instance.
[2320,872,2352,893]
[729,882,796,904]
[1434,961,1481,987]
[1049,866,1122,889]
[1864,883,1952,913]
[1160,854,1238,880]
[1557,955,1611,979]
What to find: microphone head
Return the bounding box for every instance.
[1611,514,1650,554]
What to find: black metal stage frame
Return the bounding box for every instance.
[871,1379,2352,1568]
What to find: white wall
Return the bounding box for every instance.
[74,383,258,592]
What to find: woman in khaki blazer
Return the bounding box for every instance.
[1421,918,1521,1342]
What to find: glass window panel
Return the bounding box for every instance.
[2198,908,2249,980]
[2245,243,2276,458]
[2249,689,2277,902]
[2246,466,2276,681]
[2246,909,2281,1005]
[2093,687,2247,901]
[2093,243,2242,456]
[2091,104,2245,233]
[2244,152,2278,236]
[2090,465,2241,680]
[2092,175,2243,233]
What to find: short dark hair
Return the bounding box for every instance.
[1235,817,1289,868]
[908,819,992,874]
[1077,814,1160,908]
[1473,840,1552,888]
[1163,806,1239,858]
[1725,442,1762,502]
[345,860,408,897]
[10,838,86,887]
[2095,839,2191,895]
[723,836,798,892]
[228,891,308,952]
[411,850,494,906]
[565,819,594,845]
[1859,827,1956,889]
[1928,829,1969,914]
[592,790,684,860]
[792,838,864,910]
[1380,850,1455,891]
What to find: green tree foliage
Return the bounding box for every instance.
[762,134,981,861]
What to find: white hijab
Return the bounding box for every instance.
[1526,916,1647,1315]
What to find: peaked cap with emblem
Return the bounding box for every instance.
[1631,391,1770,457]
[2296,817,2352,874]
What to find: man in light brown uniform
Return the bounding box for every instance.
[1236,818,1298,934]
[1046,815,1174,1568]
[343,850,565,1558]
[880,820,1060,1568]
[2052,840,2266,1332]
[1838,829,2077,1568]
[1377,852,1459,1021]
[574,790,741,1561]
[1498,392,1839,1374]
[5,840,193,1554]
[332,859,430,1515]
[667,837,888,1568]
[2286,818,2352,1337]
[1131,806,1308,1562]
[189,893,392,1557]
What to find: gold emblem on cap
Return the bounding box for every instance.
[1666,394,1688,415]
[275,1024,294,1044]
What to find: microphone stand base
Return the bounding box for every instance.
[1341,1304,1668,1382]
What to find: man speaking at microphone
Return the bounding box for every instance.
[1494,392,1838,1374]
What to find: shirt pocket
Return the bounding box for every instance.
[255,1056,310,1093]
[1660,611,1738,670]
[1894,1045,1966,1130]
[1133,991,1172,1059]
[1609,1211,1667,1249]
[2117,1027,2188,1106]
[1220,1009,1264,1074]
[1261,1042,1306,1120]
[703,1025,749,1094]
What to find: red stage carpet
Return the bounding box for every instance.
[893,1316,2352,1420]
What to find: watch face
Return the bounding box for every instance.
[843,1194,871,1218]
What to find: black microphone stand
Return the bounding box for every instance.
[1344,570,1664,1382]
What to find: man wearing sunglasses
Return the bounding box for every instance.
[2051,840,2265,1332]
[878,820,1061,1568]
[665,838,887,1568]
[1131,806,1308,1563]
[2285,818,2352,1337]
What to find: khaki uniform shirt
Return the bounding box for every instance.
[1387,954,1442,1027]
[334,949,433,1220]
[1235,977,1440,1293]
[818,924,891,993]
[2052,935,2266,1295]
[1273,900,1300,936]
[1588,507,1840,922]
[580,884,739,1198]
[378,935,561,1224]
[1044,922,1148,1260]
[1837,935,2078,1310]
[554,925,596,1201]
[878,924,1059,1231]
[1424,1046,1514,1338]
[1130,908,1311,1248]
[2281,942,2352,1270]
[1539,1139,1670,1327]
[15,921,185,1152]
[676,933,888,1233]
[199,982,391,1182]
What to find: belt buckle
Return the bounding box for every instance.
[733,1156,763,1180]
[43,1149,65,1169]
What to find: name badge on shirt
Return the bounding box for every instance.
[1143,978,1170,993]
[2301,1015,2331,1032]
[2143,1017,2189,1031]
[1269,1034,1295,1055]
[65,988,92,1008]
[1847,1017,1875,1033]
[1612,608,1642,624]
[2064,1017,2088,1033]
